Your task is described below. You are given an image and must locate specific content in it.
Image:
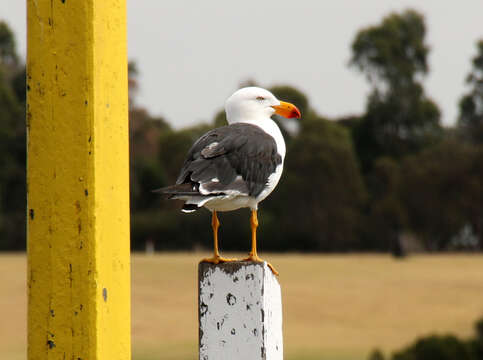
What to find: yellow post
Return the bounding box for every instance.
[27,1,130,359]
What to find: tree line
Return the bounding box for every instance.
[1,10,482,253]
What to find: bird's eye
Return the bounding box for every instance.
[256,96,265,101]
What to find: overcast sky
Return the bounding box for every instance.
[2,1,482,128]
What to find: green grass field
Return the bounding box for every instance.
[1,253,482,360]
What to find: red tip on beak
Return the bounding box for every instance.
[271,101,301,119]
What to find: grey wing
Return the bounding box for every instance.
[175,124,281,198]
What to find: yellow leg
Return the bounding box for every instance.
[200,210,237,264]
[243,210,279,276]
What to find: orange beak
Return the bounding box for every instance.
[272,101,301,119]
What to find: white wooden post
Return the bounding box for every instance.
[199,262,283,360]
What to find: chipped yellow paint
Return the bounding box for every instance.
[27,1,130,359]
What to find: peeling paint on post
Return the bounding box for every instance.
[199,262,283,360]
[27,1,130,359]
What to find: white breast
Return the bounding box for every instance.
[255,163,284,203]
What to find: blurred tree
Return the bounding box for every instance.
[264,117,366,251]
[128,60,171,211]
[400,140,473,250]
[0,21,18,66]
[463,146,483,250]
[350,9,442,172]
[0,21,25,250]
[355,86,441,170]
[128,60,173,250]
[347,10,445,253]
[158,127,206,184]
[350,9,428,90]
[238,78,258,88]
[364,157,406,254]
[131,122,215,249]
[129,108,170,212]
[212,108,227,128]
[458,39,483,144]
[128,60,139,109]
[337,114,362,131]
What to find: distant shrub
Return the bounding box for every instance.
[392,335,472,360]
[368,317,483,360]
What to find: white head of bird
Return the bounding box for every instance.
[225,87,301,124]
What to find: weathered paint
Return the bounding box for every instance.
[27,1,130,359]
[199,262,283,360]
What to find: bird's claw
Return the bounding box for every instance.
[242,254,279,276]
[200,255,238,265]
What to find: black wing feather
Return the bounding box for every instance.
[175,123,282,197]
